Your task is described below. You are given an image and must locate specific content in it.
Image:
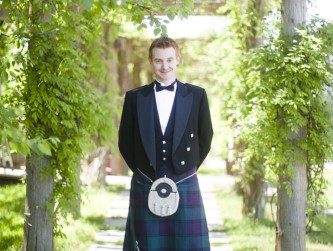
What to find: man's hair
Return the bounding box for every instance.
[148,37,180,61]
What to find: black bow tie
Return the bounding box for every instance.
[155,81,176,92]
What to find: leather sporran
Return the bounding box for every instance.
[148,176,180,217]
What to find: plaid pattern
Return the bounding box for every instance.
[123,168,210,251]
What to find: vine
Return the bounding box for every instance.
[239,18,333,227]
[1,0,195,238]
[214,0,333,224]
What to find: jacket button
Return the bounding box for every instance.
[181,161,185,165]
[187,147,190,151]
[162,140,166,144]
[191,133,194,138]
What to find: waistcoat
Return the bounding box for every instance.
[153,96,176,173]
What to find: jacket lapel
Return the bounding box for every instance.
[137,83,156,170]
[173,82,193,153]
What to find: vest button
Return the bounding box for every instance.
[181,161,185,165]
[162,140,166,144]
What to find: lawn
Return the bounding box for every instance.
[213,167,333,251]
[0,180,124,251]
[0,166,332,251]
[0,181,25,251]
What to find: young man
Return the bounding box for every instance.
[118,37,213,250]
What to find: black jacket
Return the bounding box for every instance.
[118,80,213,177]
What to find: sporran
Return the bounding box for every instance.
[148,176,180,217]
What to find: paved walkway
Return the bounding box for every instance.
[88,167,234,251]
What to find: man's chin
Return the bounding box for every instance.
[157,75,175,83]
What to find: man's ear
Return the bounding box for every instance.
[176,57,181,65]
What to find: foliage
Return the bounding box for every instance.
[213,0,279,219]
[214,0,333,224]
[0,0,195,240]
[0,20,30,155]
[214,0,275,138]
[238,18,333,226]
[1,0,119,235]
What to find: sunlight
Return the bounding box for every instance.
[144,16,229,39]
[309,0,333,21]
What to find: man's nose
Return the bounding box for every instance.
[161,61,167,69]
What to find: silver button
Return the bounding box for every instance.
[181,161,185,165]
[187,147,190,151]
[191,133,194,138]
[163,158,166,161]
[163,150,166,153]
[162,140,166,144]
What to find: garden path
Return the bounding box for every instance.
[88,161,235,251]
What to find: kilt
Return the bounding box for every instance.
[123,167,210,251]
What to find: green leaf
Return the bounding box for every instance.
[37,141,52,156]
[161,25,167,34]
[82,0,92,10]
[153,28,161,36]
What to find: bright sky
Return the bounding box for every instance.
[142,0,333,39]
[152,16,229,39]
[309,0,333,21]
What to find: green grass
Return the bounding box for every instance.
[0,181,25,251]
[55,184,124,251]
[1,166,332,251]
[324,167,333,207]
[212,167,333,251]
[0,181,124,251]
[307,167,333,251]
[215,184,276,251]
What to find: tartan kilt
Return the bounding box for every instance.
[123,168,210,251]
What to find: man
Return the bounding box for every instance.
[118,37,213,250]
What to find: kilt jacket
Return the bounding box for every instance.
[118,80,213,178]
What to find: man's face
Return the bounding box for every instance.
[151,47,179,84]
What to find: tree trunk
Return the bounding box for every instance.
[81,147,109,186]
[103,21,118,93]
[23,153,54,251]
[242,160,266,220]
[132,43,143,88]
[276,1,307,250]
[116,38,133,175]
[226,130,236,174]
[238,0,267,220]
[276,158,307,251]
[117,38,133,96]
[23,1,55,249]
[281,0,306,37]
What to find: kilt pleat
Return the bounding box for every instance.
[123,169,210,251]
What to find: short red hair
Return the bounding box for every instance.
[148,37,180,62]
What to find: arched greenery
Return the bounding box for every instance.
[0,0,194,238]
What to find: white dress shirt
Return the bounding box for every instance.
[154,80,177,135]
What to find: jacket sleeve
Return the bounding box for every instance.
[118,91,135,171]
[198,89,213,166]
